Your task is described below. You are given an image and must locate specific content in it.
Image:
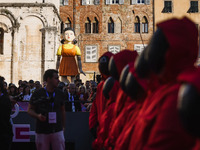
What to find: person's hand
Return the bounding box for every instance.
[37,114,46,122]
[80,70,86,76]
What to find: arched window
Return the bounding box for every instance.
[134,16,140,33]
[85,17,91,33]
[65,17,71,28]
[93,17,99,33]
[108,17,114,33]
[142,16,148,33]
[115,17,122,33]
[0,28,4,54]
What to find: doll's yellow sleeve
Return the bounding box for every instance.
[57,45,62,56]
[75,46,81,56]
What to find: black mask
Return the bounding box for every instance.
[178,84,200,137]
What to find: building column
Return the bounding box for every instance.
[11,27,19,84]
[40,27,58,75]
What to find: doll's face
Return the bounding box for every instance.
[64,30,75,42]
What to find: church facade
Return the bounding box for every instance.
[0,0,61,84]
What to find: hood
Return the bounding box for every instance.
[178,67,200,92]
[111,50,138,80]
[157,17,198,82]
[98,52,114,80]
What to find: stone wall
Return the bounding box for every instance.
[0,2,61,84]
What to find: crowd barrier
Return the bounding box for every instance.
[12,111,94,150]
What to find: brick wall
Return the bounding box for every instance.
[60,0,153,79]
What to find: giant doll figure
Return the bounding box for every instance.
[56,27,85,83]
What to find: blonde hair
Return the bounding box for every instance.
[79,85,86,94]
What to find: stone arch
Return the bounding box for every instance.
[0,22,9,33]
[0,9,19,29]
[81,11,100,33]
[19,12,48,27]
[60,12,72,23]
[82,11,100,23]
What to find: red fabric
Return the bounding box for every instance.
[128,17,198,150]
[178,68,200,92]
[93,50,138,149]
[113,50,138,76]
[105,100,136,148]
[104,65,146,148]
[92,81,120,150]
[106,64,148,149]
[157,17,198,83]
[89,52,114,130]
[114,100,144,150]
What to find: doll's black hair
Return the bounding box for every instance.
[63,27,75,33]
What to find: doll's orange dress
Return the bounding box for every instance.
[57,44,81,76]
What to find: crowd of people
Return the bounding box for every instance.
[3,75,97,112]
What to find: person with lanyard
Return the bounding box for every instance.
[28,69,66,150]
[0,76,13,150]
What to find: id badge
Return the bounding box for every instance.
[48,112,57,124]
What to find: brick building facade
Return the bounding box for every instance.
[60,0,153,81]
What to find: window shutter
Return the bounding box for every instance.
[145,24,148,33]
[131,0,137,5]
[106,0,110,5]
[64,0,68,5]
[82,0,86,5]
[142,24,144,33]
[85,46,97,62]
[119,0,124,4]
[95,0,100,5]
[145,0,150,5]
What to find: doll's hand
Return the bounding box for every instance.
[56,62,60,71]
[80,70,86,76]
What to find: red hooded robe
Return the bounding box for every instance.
[129,17,197,150]
[93,50,138,150]
[89,52,114,131]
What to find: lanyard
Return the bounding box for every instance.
[44,88,55,110]
[69,93,75,112]
[0,93,3,97]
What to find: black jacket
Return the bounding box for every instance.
[65,92,81,112]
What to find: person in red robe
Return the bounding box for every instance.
[94,50,138,149]
[113,63,159,150]
[89,52,113,138]
[128,17,197,150]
